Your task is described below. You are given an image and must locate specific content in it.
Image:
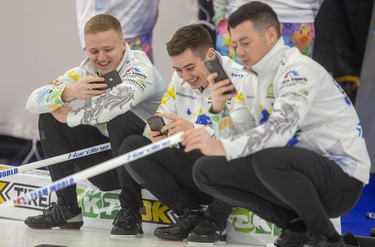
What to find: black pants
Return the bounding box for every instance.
[313,0,374,103]
[38,111,145,210]
[193,147,364,237]
[118,135,232,224]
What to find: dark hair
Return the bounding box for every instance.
[84,14,122,37]
[166,24,214,59]
[228,1,281,38]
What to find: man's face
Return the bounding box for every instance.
[169,49,212,89]
[85,29,126,74]
[230,20,274,71]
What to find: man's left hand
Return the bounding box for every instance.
[182,127,226,156]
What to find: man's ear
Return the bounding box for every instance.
[206,47,216,60]
[122,38,126,52]
[266,27,278,46]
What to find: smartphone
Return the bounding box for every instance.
[147,115,168,136]
[91,70,122,90]
[204,59,236,94]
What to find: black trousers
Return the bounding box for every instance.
[118,135,232,224]
[314,0,373,78]
[192,147,364,237]
[38,111,145,210]
[313,0,374,103]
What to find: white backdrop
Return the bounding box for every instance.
[0,0,196,140]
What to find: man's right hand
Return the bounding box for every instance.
[207,73,237,113]
[61,76,107,102]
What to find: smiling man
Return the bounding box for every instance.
[113,24,254,243]
[24,14,166,232]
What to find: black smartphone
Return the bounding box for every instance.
[147,115,168,136]
[91,70,122,90]
[204,59,237,94]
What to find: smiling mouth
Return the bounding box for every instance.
[98,61,111,66]
[188,77,199,83]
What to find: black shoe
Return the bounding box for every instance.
[303,236,345,247]
[274,228,310,247]
[154,208,204,241]
[343,232,361,247]
[110,208,143,236]
[24,198,83,229]
[187,216,226,244]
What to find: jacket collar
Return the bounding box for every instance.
[252,37,286,77]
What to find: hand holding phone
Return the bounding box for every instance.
[204,59,236,95]
[90,70,122,90]
[147,115,168,136]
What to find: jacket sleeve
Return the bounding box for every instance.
[219,65,319,160]
[67,64,156,127]
[25,68,79,114]
[155,83,177,117]
[143,82,176,137]
[211,87,256,139]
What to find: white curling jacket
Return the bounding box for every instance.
[212,38,371,184]
[26,43,166,136]
[146,54,251,136]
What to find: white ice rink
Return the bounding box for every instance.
[0,218,258,247]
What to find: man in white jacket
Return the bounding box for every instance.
[182,2,371,247]
[114,24,253,244]
[24,14,166,230]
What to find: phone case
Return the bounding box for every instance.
[101,70,122,89]
[204,59,236,94]
[147,116,168,136]
[90,70,122,90]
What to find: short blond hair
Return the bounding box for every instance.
[84,14,122,37]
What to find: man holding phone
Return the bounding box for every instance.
[114,24,254,244]
[90,70,122,90]
[24,14,166,230]
[182,2,371,247]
